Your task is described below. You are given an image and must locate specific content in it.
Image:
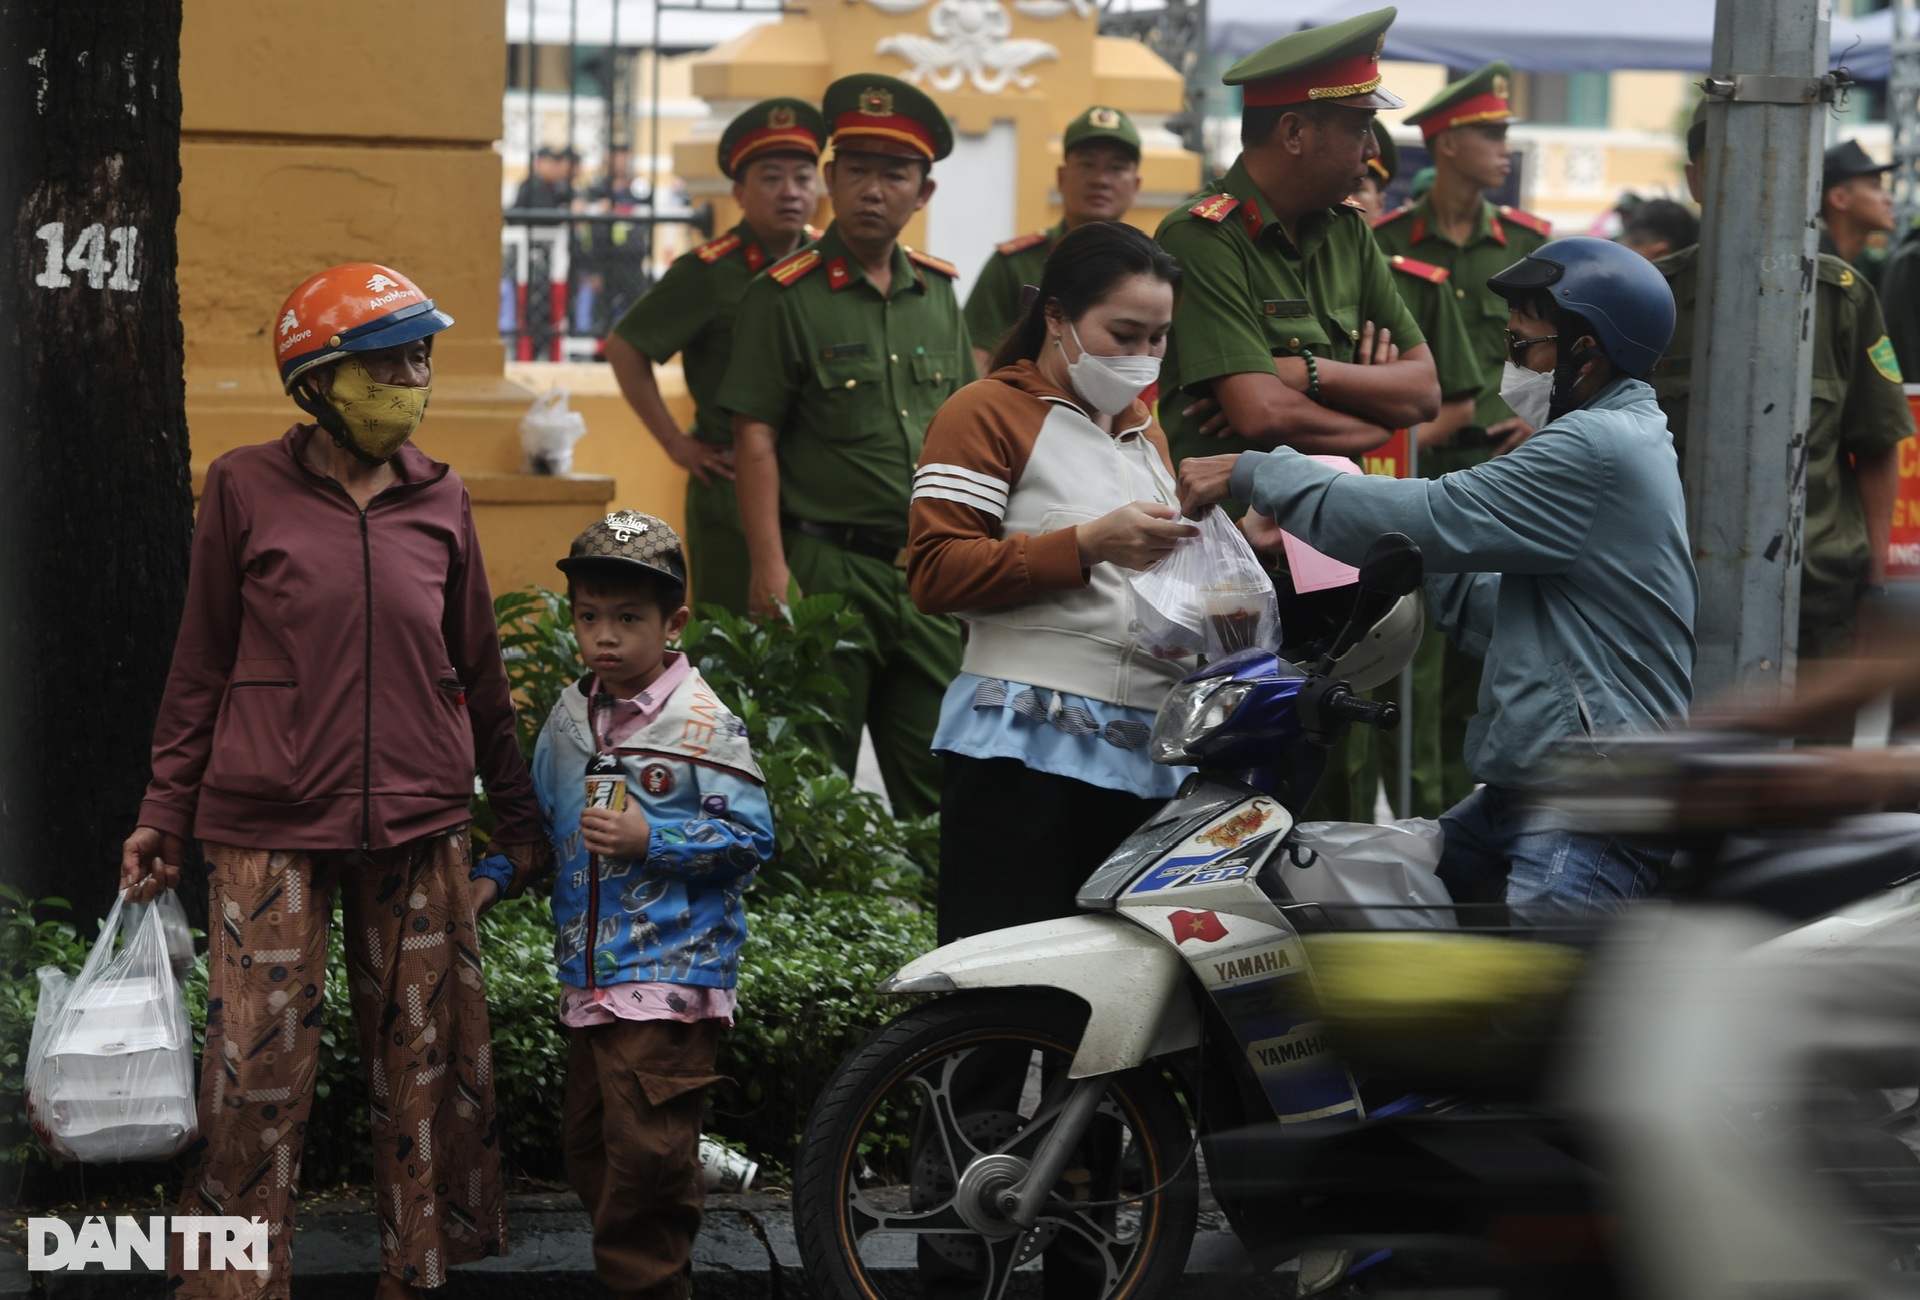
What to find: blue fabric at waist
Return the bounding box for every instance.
[931,673,1191,800]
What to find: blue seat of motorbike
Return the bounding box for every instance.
[1704,812,1920,921]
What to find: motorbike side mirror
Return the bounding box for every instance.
[1315,533,1424,675]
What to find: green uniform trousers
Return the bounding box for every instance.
[788,531,961,821]
[683,474,751,618]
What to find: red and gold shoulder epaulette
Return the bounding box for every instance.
[1189,193,1241,223]
[1371,204,1415,230]
[907,247,959,278]
[1497,205,1552,237]
[995,229,1052,256]
[694,232,743,264]
[767,248,822,287]
[1388,254,1450,284]
[1340,198,1368,212]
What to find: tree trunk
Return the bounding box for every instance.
[0,1,193,927]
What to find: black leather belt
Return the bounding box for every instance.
[783,515,908,568]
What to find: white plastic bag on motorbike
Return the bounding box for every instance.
[24,890,198,1163]
[1129,510,1280,658]
[1279,819,1456,929]
[519,387,588,474]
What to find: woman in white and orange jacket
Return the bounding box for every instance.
[907,221,1197,945]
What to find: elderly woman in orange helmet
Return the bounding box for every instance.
[119,265,547,1298]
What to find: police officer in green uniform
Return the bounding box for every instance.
[1358,119,1485,819]
[1819,138,1897,276]
[1157,6,1442,823]
[1654,105,1911,662]
[1372,61,1552,810]
[719,75,975,819]
[607,98,827,614]
[963,106,1143,371]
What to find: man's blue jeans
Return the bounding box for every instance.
[1437,785,1670,924]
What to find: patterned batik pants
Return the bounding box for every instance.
[168,828,508,1297]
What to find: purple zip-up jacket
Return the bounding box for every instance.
[137,426,540,849]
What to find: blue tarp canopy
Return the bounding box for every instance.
[1208,0,1892,79]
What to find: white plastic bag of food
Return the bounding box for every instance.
[1129,509,1280,658]
[25,891,198,1163]
[1278,818,1456,929]
[520,387,588,474]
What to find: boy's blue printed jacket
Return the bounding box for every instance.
[534,665,774,990]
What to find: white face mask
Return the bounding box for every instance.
[1498,359,1553,431]
[1057,320,1161,416]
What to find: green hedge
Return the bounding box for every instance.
[0,591,942,1202]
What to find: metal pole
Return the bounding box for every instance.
[1397,428,1417,820]
[1682,0,1830,702]
[525,0,538,191]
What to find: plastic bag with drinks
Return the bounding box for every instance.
[1129,508,1281,659]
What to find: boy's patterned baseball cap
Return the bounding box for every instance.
[557,510,687,591]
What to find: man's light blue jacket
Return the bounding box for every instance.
[1230,377,1697,791]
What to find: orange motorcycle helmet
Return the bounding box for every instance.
[273,262,455,392]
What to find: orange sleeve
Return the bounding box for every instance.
[908,383,1090,616]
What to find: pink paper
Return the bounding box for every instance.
[1280,455,1362,593]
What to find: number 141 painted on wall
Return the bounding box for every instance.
[33,222,140,292]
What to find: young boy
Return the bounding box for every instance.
[532,509,775,1300]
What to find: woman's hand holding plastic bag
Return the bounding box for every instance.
[1129,508,1281,659]
[1076,500,1197,571]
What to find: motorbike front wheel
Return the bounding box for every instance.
[796,989,1199,1300]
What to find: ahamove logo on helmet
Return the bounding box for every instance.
[363,272,420,311]
[276,308,311,355]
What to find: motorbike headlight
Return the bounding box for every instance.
[1150,677,1255,765]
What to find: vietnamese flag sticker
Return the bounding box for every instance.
[1170,909,1228,945]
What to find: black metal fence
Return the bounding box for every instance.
[501,207,712,361]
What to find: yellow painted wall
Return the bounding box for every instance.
[678,16,1199,253]
[178,0,613,598]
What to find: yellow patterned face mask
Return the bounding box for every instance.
[323,358,431,461]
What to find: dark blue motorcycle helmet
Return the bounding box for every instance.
[1488,235,1676,380]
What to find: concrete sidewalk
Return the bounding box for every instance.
[4,1191,1280,1299]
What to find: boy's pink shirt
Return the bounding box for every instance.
[591,650,693,747]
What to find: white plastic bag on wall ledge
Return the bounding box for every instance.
[520,386,588,475]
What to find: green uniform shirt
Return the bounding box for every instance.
[611,221,815,447]
[1381,257,1484,404]
[1652,244,1913,636]
[963,223,1062,361]
[1371,194,1553,438]
[717,222,977,537]
[1156,158,1426,465]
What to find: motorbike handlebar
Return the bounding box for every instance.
[1323,690,1400,731]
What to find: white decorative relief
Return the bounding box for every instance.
[877,0,1058,93]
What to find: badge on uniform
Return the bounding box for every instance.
[640,764,675,796]
[1262,299,1311,317]
[821,341,871,360]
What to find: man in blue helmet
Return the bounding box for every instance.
[1178,236,1697,921]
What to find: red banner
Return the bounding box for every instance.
[1361,427,1412,479]
[1889,391,1920,580]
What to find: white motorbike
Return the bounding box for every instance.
[792,536,1920,1300]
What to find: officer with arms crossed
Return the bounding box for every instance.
[1180,238,1696,923]
[1653,105,1911,661]
[719,75,975,820]
[1155,6,1441,823]
[606,99,826,614]
[963,105,1144,371]
[1156,6,1441,473]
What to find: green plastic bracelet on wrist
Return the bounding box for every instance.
[1302,349,1321,403]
